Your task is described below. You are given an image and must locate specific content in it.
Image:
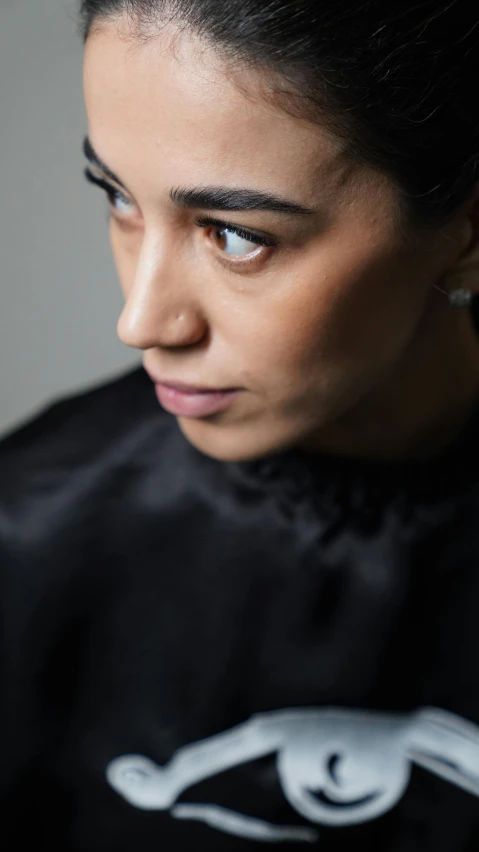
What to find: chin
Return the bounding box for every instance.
[176,415,300,464]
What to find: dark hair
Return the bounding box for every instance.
[79,1,479,228]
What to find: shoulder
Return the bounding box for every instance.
[0,364,173,535]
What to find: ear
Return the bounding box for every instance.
[442,182,479,295]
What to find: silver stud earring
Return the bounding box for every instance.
[433,283,473,308]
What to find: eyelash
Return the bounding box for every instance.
[194,216,278,248]
[84,168,133,215]
[83,168,280,249]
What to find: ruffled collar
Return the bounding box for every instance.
[227,393,479,527]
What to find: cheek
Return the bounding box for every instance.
[247,245,427,400]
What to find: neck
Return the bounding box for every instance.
[301,290,479,462]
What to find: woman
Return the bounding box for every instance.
[2,0,479,848]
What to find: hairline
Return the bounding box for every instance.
[82,7,430,240]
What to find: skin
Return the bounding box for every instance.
[83,17,479,464]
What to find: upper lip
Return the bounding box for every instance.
[144,367,238,393]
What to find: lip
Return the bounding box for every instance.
[156,379,237,393]
[154,383,240,417]
[144,365,239,394]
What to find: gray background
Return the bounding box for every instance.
[0,0,139,438]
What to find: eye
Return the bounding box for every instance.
[109,189,135,217]
[213,226,261,257]
[196,216,278,261]
[84,168,138,221]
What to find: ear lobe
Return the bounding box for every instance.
[454,237,479,274]
[441,241,479,298]
[442,186,479,294]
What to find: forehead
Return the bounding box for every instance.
[83,20,357,205]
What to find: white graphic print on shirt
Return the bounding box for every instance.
[106,706,479,843]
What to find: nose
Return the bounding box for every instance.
[117,229,207,351]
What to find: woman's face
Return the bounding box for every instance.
[83,19,467,463]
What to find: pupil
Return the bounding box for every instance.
[215,228,227,250]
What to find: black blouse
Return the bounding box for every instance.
[2,312,479,850]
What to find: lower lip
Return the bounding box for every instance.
[155,383,241,417]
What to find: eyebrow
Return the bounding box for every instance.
[83,136,315,216]
[169,186,315,216]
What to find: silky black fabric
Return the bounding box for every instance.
[2,312,479,849]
